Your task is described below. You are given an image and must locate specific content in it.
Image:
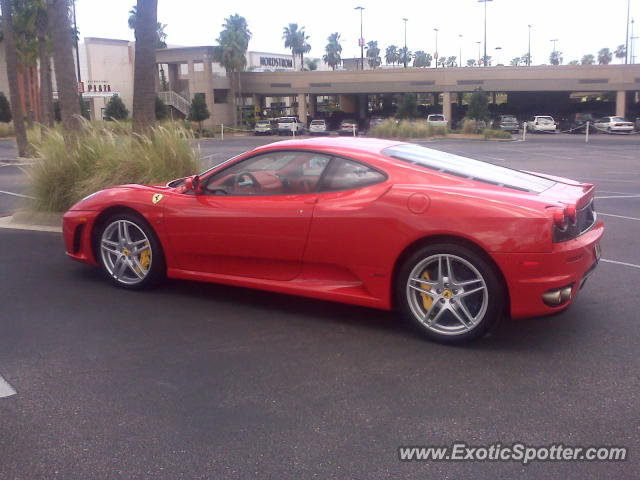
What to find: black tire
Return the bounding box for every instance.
[396,243,505,344]
[96,212,165,290]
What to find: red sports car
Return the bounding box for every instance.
[63,138,603,343]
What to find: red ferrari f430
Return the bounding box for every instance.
[64,138,603,343]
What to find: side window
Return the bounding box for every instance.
[319,158,386,192]
[203,151,331,196]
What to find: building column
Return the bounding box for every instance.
[203,57,215,128]
[309,95,317,118]
[338,94,356,114]
[442,92,452,126]
[297,93,307,124]
[616,90,627,118]
[358,93,367,121]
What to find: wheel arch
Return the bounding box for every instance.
[390,234,510,314]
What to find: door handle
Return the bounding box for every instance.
[304,197,318,205]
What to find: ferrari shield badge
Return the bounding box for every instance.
[152,193,164,204]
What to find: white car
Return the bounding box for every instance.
[525,115,557,133]
[253,120,276,136]
[593,116,634,133]
[426,114,448,128]
[277,117,305,136]
[309,119,329,135]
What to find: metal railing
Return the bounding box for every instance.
[158,91,190,116]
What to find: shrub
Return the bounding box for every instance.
[368,118,398,138]
[0,92,12,123]
[104,95,129,121]
[28,120,200,212]
[483,128,512,139]
[462,118,476,134]
[156,96,169,121]
[0,122,15,138]
[187,93,210,130]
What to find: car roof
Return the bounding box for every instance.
[251,137,403,156]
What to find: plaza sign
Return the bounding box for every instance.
[260,57,293,68]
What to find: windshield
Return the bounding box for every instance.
[311,120,325,125]
[382,144,556,193]
[612,117,627,122]
[537,117,554,124]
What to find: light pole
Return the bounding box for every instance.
[527,24,532,66]
[458,34,463,67]
[478,0,493,67]
[632,19,637,64]
[434,28,439,68]
[72,0,83,108]
[550,38,559,64]
[403,18,408,68]
[626,0,631,64]
[476,41,481,66]
[355,6,365,70]
[494,46,502,65]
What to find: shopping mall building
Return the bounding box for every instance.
[1,37,639,128]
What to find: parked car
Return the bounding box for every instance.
[524,115,557,133]
[277,117,305,136]
[254,119,277,136]
[593,116,634,134]
[635,117,640,132]
[426,114,448,128]
[493,115,520,133]
[309,119,329,135]
[559,113,597,134]
[63,138,603,344]
[338,119,358,136]
[367,117,386,130]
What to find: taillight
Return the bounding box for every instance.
[552,209,568,230]
[565,204,577,224]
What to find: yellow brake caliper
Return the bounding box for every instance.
[136,243,151,274]
[419,271,433,310]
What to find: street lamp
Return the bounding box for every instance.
[625,0,631,64]
[527,24,532,66]
[355,6,365,70]
[403,18,408,68]
[476,40,481,66]
[494,46,502,65]
[434,28,439,68]
[478,0,493,67]
[458,34,463,67]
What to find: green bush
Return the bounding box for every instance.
[28,120,200,212]
[462,118,476,134]
[483,128,512,140]
[369,119,448,139]
[104,95,129,121]
[0,122,15,137]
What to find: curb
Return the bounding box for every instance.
[0,212,62,233]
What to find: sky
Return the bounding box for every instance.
[76,0,640,65]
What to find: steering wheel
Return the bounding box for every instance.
[233,171,260,192]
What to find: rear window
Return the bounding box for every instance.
[311,120,325,125]
[429,115,445,121]
[501,116,517,122]
[612,117,626,122]
[537,116,554,123]
[382,144,556,193]
[279,118,295,123]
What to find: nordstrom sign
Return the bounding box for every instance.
[260,56,293,68]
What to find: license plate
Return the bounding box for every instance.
[594,243,602,262]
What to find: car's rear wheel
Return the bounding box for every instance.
[98,213,165,289]
[397,243,504,344]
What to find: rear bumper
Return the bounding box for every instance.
[62,210,99,265]
[492,221,604,319]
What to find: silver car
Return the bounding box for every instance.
[593,116,634,134]
[309,119,329,135]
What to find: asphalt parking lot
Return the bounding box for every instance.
[1,133,639,479]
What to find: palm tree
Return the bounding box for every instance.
[614,44,626,63]
[413,51,430,67]
[581,54,595,65]
[132,0,158,133]
[510,57,521,66]
[398,46,412,67]
[467,58,477,67]
[322,32,342,70]
[549,50,563,65]
[597,48,612,65]
[521,52,531,66]
[385,45,398,65]
[12,0,38,127]
[365,40,381,68]
[438,57,446,68]
[304,58,318,70]
[35,0,53,126]
[49,0,81,132]
[446,56,457,67]
[128,5,167,48]
[282,23,310,70]
[214,14,251,127]
[0,0,29,155]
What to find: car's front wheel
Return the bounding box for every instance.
[397,243,505,344]
[97,213,165,289]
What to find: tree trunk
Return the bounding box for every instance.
[228,69,237,127]
[1,0,29,157]
[132,0,158,134]
[38,33,54,127]
[21,67,34,128]
[48,0,81,133]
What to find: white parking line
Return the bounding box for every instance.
[601,259,640,270]
[595,194,640,199]
[598,213,640,221]
[0,189,34,199]
[0,375,16,398]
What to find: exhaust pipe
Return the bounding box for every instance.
[542,285,573,307]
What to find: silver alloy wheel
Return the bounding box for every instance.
[100,220,152,285]
[406,254,489,336]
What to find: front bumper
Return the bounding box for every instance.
[492,221,604,319]
[62,210,99,265]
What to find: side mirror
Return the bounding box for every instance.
[184,175,202,194]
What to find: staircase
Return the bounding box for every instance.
[158,91,190,116]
